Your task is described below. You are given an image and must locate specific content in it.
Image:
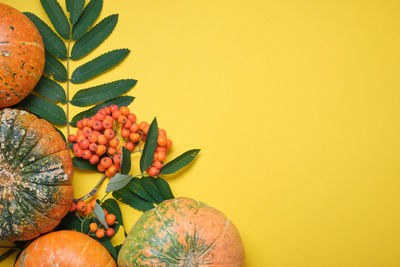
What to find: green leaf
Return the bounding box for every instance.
[44,51,67,82]
[70,79,137,107]
[94,202,109,229]
[40,0,71,39]
[54,127,66,143]
[156,177,175,200]
[71,14,118,60]
[92,236,117,260]
[66,0,85,25]
[121,147,131,175]
[112,188,154,212]
[34,76,66,104]
[126,178,155,203]
[72,157,99,171]
[102,199,126,236]
[105,173,132,192]
[71,49,130,84]
[56,212,91,233]
[23,12,67,59]
[160,149,201,175]
[140,117,158,173]
[72,0,103,40]
[19,94,66,125]
[70,95,134,127]
[114,244,123,254]
[141,176,164,204]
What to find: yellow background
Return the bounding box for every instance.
[1,0,400,266]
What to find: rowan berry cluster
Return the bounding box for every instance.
[68,105,172,177]
[70,199,117,238]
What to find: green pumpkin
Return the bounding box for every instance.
[0,108,73,241]
[118,197,245,267]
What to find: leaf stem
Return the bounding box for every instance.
[66,37,71,146]
[76,174,108,201]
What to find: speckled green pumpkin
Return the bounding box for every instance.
[0,108,73,241]
[118,197,245,267]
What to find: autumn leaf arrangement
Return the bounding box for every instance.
[0,0,200,262]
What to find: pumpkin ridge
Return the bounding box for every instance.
[76,236,92,266]
[0,109,18,158]
[0,199,13,239]
[11,190,41,239]
[197,218,230,261]
[0,54,41,83]
[14,181,60,205]
[0,75,23,98]
[0,10,16,21]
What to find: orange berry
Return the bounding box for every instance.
[157,136,167,147]
[90,199,97,209]
[73,144,82,157]
[143,125,149,135]
[97,163,105,172]
[69,202,76,212]
[102,119,113,129]
[98,135,108,145]
[90,222,98,232]
[105,214,116,226]
[129,133,140,143]
[113,154,121,165]
[124,142,134,152]
[166,139,172,149]
[104,209,109,216]
[79,138,90,150]
[156,151,166,162]
[108,147,116,155]
[83,127,92,137]
[87,118,95,128]
[88,133,98,143]
[89,142,98,152]
[89,154,99,165]
[95,112,106,121]
[77,120,83,129]
[158,129,166,137]
[96,145,107,156]
[153,161,163,169]
[105,165,117,177]
[68,134,77,143]
[109,137,119,148]
[104,129,115,139]
[121,128,130,138]
[96,229,105,238]
[76,130,84,137]
[81,118,89,127]
[104,106,112,114]
[119,106,129,115]
[106,228,115,237]
[148,167,159,177]
[130,123,139,133]
[93,120,103,131]
[156,146,167,153]
[112,110,120,119]
[123,119,132,129]
[139,121,148,131]
[101,157,113,169]
[82,150,92,160]
[83,205,93,216]
[127,113,136,123]
[110,104,118,112]
[118,115,127,124]
[76,134,86,144]
[76,201,87,213]
[114,162,121,171]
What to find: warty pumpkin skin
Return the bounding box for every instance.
[15,230,117,267]
[0,108,73,241]
[118,197,245,267]
[0,3,45,108]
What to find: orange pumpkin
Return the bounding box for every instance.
[0,3,45,108]
[15,230,117,267]
[0,108,73,241]
[118,197,245,266]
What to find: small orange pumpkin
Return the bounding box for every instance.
[118,197,245,266]
[0,3,45,108]
[15,230,117,267]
